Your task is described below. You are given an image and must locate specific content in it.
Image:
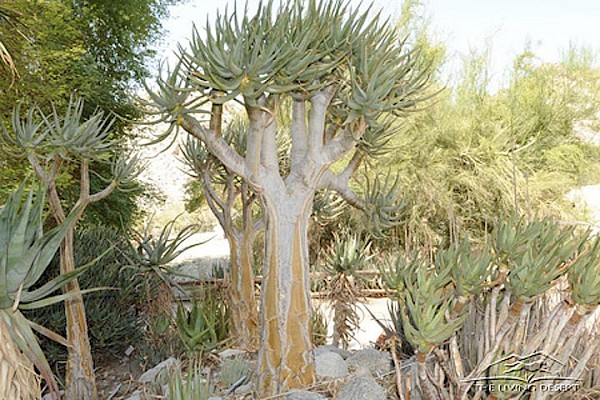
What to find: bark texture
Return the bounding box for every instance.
[227,231,259,351]
[257,195,315,395]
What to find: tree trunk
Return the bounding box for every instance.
[228,230,259,351]
[256,194,315,396]
[61,229,98,400]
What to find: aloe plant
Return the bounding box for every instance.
[324,233,372,349]
[175,291,230,355]
[493,217,585,299]
[569,236,600,307]
[167,360,214,400]
[0,184,99,396]
[1,96,139,399]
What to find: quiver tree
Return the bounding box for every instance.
[181,118,263,351]
[145,0,431,394]
[1,98,138,400]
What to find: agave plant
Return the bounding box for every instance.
[0,184,101,398]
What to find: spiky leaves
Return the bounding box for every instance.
[0,184,90,395]
[324,234,372,349]
[389,255,467,359]
[569,236,600,308]
[145,0,433,395]
[492,217,586,299]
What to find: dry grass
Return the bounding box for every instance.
[0,320,41,400]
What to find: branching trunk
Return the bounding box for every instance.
[257,195,315,395]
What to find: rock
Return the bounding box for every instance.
[335,376,386,400]
[208,397,224,400]
[234,383,252,395]
[315,345,351,359]
[286,389,327,399]
[138,357,180,386]
[316,351,349,379]
[218,348,247,359]
[346,349,392,376]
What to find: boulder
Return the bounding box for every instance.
[335,376,386,400]
[315,345,351,359]
[346,349,392,376]
[286,389,327,400]
[138,357,179,386]
[316,351,349,379]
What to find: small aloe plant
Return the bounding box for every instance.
[175,290,230,355]
[0,184,102,397]
[167,360,215,400]
[129,215,205,291]
[324,233,372,349]
[569,235,600,308]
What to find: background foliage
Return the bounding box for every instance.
[0,0,182,228]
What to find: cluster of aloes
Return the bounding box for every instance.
[382,216,600,400]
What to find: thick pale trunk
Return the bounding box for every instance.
[228,231,259,351]
[61,229,98,400]
[257,196,315,396]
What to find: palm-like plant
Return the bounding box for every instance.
[323,233,372,349]
[0,184,99,398]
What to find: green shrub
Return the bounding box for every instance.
[24,225,146,363]
[218,356,251,388]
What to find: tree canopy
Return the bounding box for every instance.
[0,0,181,225]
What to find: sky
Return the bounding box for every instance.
[157,0,600,90]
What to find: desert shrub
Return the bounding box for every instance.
[24,225,147,366]
[219,356,252,388]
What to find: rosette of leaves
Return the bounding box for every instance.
[363,172,405,239]
[395,255,466,359]
[129,215,204,288]
[167,360,214,400]
[0,184,103,395]
[323,233,372,349]
[569,235,600,307]
[493,217,585,299]
[176,290,230,355]
[438,238,493,310]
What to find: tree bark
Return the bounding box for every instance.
[61,229,98,400]
[256,194,315,396]
[228,230,259,351]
